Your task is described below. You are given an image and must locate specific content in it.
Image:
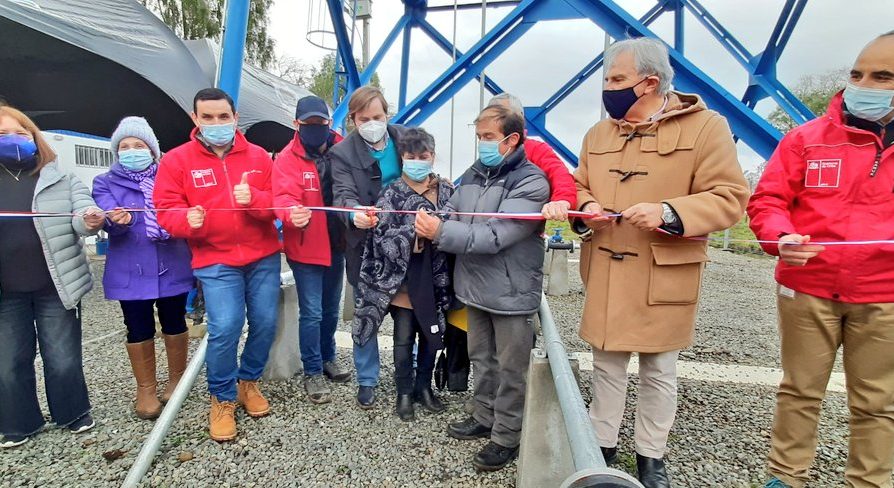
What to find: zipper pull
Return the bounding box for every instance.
[870,147,882,177]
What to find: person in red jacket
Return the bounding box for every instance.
[153,88,281,442]
[273,95,351,405]
[488,93,577,219]
[748,32,894,488]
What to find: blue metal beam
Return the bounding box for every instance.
[529,0,669,122]
[331,15,412,131]
[361,15,411,86]
[326,0,361,95]
[218,0,250,105]
[672,0,684,53]
[415,16,577,163]
[681,0,812,128]
[394,0,540,125]
[567,0,781,158]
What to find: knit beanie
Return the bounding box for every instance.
[110,116,161,162]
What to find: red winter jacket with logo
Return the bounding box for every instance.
[273,133,344,267]
[153,129,280,269]
[748,92,894,303]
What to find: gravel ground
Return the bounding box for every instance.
[0,250,858,487]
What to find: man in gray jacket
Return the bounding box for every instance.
[416,104,549,471]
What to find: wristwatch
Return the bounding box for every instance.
[661,203,677,225]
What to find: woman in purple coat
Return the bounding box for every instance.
[92,117,194,420]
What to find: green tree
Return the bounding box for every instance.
[306,53,382,103]
[140,0,275,69]
[768,68,848,133]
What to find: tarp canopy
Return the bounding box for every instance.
[0,0,311,152]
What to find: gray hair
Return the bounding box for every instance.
[488,92,524,117]
[880,30,894,37]
[604,37,675,95]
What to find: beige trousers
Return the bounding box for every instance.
[769,288,894,488]
[589,349,680,459]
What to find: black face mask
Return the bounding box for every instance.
[298,124,330,154]
[601,78,648,120]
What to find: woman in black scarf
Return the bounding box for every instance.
[352,128,454,421]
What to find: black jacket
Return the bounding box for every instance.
[330,123,409,285]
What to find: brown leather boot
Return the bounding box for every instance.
[160,332,189,403]
[125,340,163,420]
[237,380,270,417]
[209,395,237,442]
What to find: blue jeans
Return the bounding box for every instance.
[354,334,380,387]
[288,252,345,376]
[193,253,281,402]
[0,288,90,436]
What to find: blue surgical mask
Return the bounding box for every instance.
[844,83,894,122]
[403,159,433,182]
[118,148,154,171]
[478,134,511,167]
[200,122,236,146]
[0,134,39,171]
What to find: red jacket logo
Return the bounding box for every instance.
[804,159,841,188]
[191,169,218,188]
[303,171,319,192]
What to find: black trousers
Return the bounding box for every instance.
[120,293,189,343]
[391,306,438,395]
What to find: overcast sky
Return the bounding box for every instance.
[267,0,893,177]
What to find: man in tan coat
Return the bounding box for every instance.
[573,37,749,487]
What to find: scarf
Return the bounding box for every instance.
[352,177,454,347]
[121,163,169,241]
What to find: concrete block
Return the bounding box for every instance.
[547,249,570,296]
[262,282,302,380]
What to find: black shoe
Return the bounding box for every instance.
[396,394,415,422]
[322,361,351,383]
[357,386,376,409]
[414,387,446,414]
[637,454,671,488]
[472,441,519,471]
[447,416,491,440]
[601,446,618,466]
[68,414,95,434]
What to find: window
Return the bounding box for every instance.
[75,145,113,168]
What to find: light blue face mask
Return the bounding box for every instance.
[843,83,894,122]
[118,148,154,171]
[478,134,512,167]
[200,122,236,146]
[403,159,433,182]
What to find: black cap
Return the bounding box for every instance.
[295,96,330,121]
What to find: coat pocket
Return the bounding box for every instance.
[648,242,708,305]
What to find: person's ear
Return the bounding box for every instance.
[293,120,300,130]
[642,76,660,96]
[190,112,200,127]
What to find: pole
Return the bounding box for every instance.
[122,336,209,488]
[478,0,487,110]
[537,296,643,487]
[218,0,250,104]
[600,32,611,121]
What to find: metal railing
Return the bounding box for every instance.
[122,335,208,488]
[537,296,643,488]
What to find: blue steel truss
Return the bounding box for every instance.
[313,0,813,162]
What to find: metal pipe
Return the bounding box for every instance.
[122,335,209,488]
[538,296,605,471]
[537,295,643,487]
[217,0,250,103]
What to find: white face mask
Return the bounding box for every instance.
[358,120,387,144]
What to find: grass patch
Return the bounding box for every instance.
[709,217,765,255]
